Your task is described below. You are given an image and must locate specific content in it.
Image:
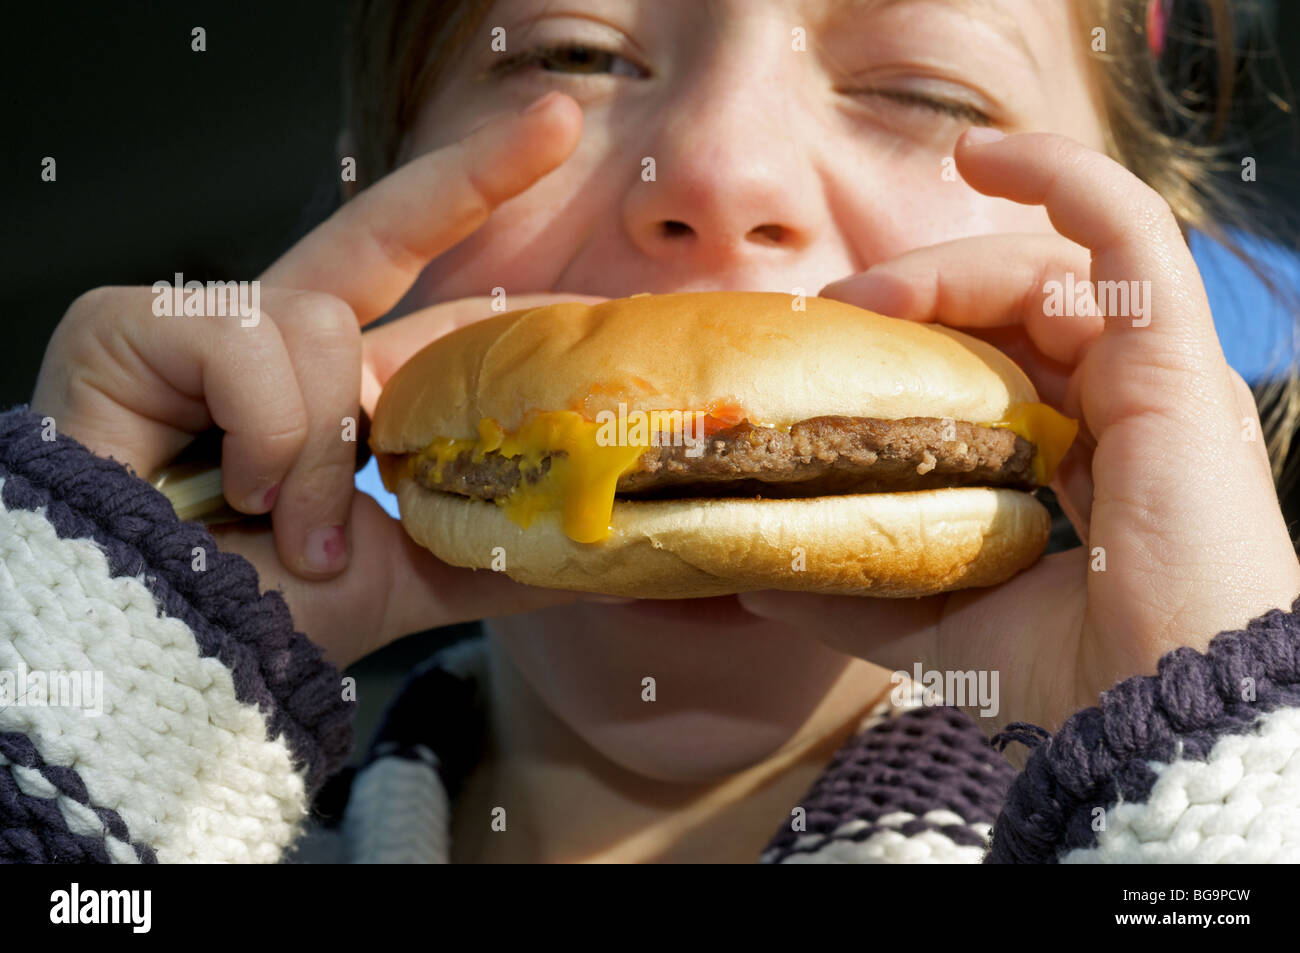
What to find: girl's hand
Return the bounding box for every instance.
[738,129,1300,738]
[31,92,606,669]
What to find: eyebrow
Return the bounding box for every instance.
[829,0,1043,74]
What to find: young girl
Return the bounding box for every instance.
[5,0,1300,863]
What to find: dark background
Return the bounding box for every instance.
[4,1,352,395]
[2,0,427,757]
[4,1,1300,754]
[5,1,1299,407]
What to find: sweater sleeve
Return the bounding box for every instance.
[760,682,1019,863]
[761,600,1300,864]
[986,596,1300,863]
[0,406,356,863]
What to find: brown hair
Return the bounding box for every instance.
[343,0,496,192]
[342,0,1300,495]
[1075,0,1300,494]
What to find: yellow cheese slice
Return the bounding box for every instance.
[412,403,1078,543]
[985,402,1079,485]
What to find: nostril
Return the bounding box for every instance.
[748,224,788,245]
[660,220,693,239]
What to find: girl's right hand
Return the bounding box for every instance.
[30,91,603,668]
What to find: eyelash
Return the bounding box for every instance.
[491,43,993,125]
[489,44,646,79]
[848,87,993,125]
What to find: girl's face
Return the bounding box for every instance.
[395,0,1109,782]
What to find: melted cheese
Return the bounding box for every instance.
[985,402,1078,484]
[413,402,1078,544]
[420,412,646,544]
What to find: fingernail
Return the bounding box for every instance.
[522,91,559,115]
[963,126,1005,146]
[303,525,348,573]
[261,483,280,510]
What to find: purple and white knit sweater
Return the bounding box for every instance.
[3,404,1299,864]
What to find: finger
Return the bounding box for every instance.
[735,591,944,672]
[946,323,1077,411]
[1051,436,1095,545]
[954,129,1228,421]
[958,130,1300,634]
[259,92,583,324]
[207,321,311,514]
[261,292,364,578]
[822,233,1104,367]
[359,293,608,416]
[211,492,599,668]
[37,287,309,511]
[33,287,209,472]
[1230,367,1273,474]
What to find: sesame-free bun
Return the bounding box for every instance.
[371,292,1051,598]
[370,292,1038,452]
[394,481,1050,599]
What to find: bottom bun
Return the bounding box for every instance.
[394,480,1051,599]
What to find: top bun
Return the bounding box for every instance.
[371,291,1038,454]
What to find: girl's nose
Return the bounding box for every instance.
[621,142,817,269]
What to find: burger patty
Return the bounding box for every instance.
[411,415,1037,500]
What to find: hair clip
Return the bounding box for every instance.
[1146,0,1171,58]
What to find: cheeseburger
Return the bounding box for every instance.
[370,291,1076,598]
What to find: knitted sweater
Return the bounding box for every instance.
[3,404,1299,864]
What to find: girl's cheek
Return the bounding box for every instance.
[403,89,1059,304]
[412,120,632,301]
[414,160,616,301]
[412,210,567,301]
[823,153,1058,270]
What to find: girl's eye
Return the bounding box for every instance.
[847,87,993,126]
[492,44,647,79]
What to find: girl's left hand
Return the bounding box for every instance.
[739,129,1300,738]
